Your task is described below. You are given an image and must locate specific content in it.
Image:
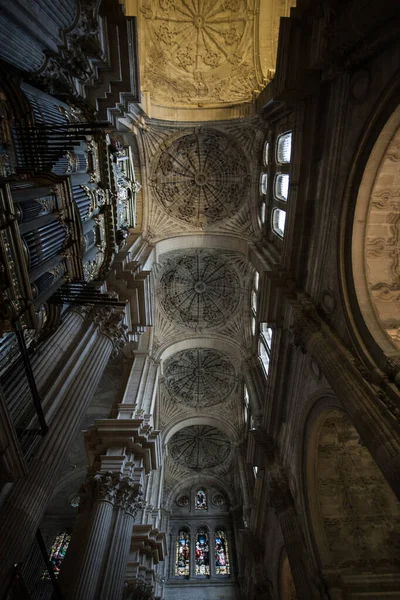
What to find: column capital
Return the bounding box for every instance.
[82,472,145,511]
[289,298,322,352]
[116,477,145,517]
[268,466,294,515]
[89,307,128,355]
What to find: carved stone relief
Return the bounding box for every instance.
[151,128,250,227]
[315,411,400,574]
[139,0,261,109]
[364,125,400,348]
[164,348,236,408]
[168,425,231,470]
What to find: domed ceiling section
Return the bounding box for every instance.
[164,348,236,408]
[133,0,295,120]
[151,128,250,227]
[168,425,231,469]
[157,249,241,330]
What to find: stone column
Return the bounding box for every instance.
[0,308,127,597]
[66,473,143,600]
[291,300,400,499]
[269,467,320,600]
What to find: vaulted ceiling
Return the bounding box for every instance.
[121,0,295,120]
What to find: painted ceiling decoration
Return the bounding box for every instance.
[164,348,236,408]
[151,128,250,227]
[168,425,231,470]
[157,249,241,330]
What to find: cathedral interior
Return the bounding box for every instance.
[1,1,400,599]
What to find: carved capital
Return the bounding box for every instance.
[268,467,294,515]
[89,307,128,355]
[90,471,122,505]
[290,300,322,352]
[116,478,145,516]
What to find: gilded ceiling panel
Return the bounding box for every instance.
[138,0,263,116]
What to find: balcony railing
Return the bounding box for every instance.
[3,530,64,600]
[0,328,47,462]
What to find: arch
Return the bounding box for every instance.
[163,415,240,445]
[341,81,400,371]
[155,234,250,259]
[351,104,400,357]
[157,336,243,364]
[305,407,400,595]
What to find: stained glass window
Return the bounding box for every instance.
[195,529,210,575]
[215,529,230,575]
[195,489,207,510]
[42,531,71,579]
[175,529,190,577]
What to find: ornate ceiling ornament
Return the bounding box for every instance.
[151,129,250,227]
[157,249,241,330]
[164,348,236,408]
[139,0,261,109]
[168,425,231,470]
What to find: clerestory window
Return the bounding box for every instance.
[259,131,293,238]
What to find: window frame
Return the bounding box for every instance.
[259,129,292,240]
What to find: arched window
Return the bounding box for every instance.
[259,129,292,239]
[195,528,210,575]
[175,529,190,576]
[244,384,250,424]
[195,489,207,510]
[259,173,268,195]
[215,529,230,575]
[274,173,289,201]
[259,323,273,377]
[251,270,260,337]
[276,132,292,164]
[272,207,286,238]
[263,141,269,166]
[42,530,71,579]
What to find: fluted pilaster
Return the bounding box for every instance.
[0,307,125,596]
[66,473,144,600]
